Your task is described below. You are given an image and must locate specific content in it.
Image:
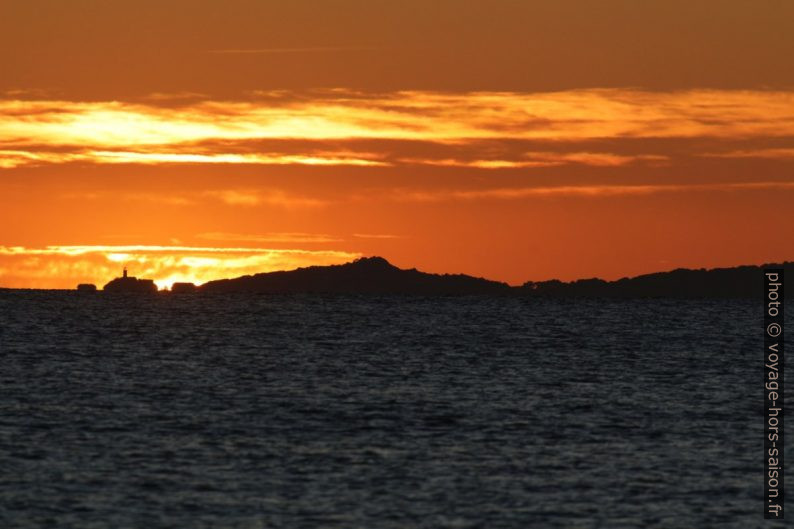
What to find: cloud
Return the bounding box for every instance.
[0,149,84,168]
[703,148,794,160]
[0,149,387,169]
[352,233,403,240]
[197,232,343,243]
[2,89,794,169]
[208,47,376,54]
[60,189,327,209]
[121,193,197,206]
[392,181,794,202]
[399,152,668,169]
[0,245,360,290]
[204,190,329,208]
[86,150,388,167]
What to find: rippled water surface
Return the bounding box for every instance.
[0,291,789,528]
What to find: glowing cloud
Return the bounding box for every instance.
[2,89,794,169]
[399,152,668,169]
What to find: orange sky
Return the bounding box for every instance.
[1,1,793,289]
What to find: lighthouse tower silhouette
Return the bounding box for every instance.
[123,267,128,278]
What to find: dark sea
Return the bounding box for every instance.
[0,291,789,528]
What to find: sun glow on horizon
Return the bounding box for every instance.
[0,245,360,290]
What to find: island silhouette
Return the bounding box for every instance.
[93,257,790,297]
[103,267,157,293]
[193,256,789,298]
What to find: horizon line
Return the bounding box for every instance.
[0,256,791,292]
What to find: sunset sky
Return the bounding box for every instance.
[1,0,793,289]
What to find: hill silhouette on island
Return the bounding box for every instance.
[196,256,791,298]
[200,256,512,295]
